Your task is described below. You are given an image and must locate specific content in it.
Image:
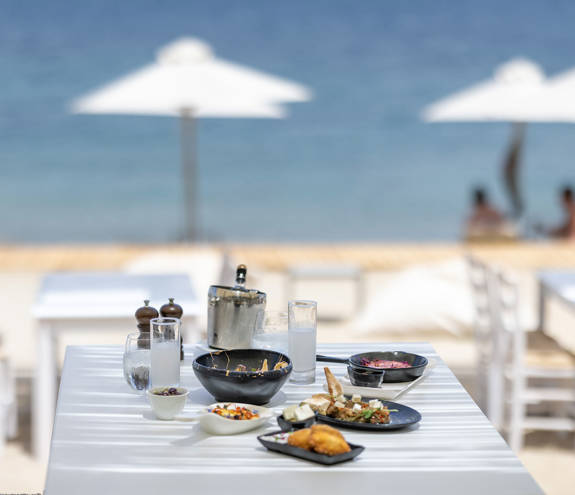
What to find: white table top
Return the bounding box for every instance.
[33,272,200,319]
[44,343,542,495]
[540,270,575,306]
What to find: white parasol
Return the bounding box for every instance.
[71,37,311,240]
[422,58,546,217]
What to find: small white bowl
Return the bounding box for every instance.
[199,403,272,435]
[147,387,189,420]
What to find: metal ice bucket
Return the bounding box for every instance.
[207,265,266,349]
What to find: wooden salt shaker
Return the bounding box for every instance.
[135,300,158,348]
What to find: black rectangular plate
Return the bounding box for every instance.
[257,430,364,465]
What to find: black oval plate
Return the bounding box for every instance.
[317,400,421,431]
[258,430,364,465]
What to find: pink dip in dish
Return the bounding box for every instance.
[360,358,411,369]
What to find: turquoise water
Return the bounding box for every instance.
[1,0,575,242]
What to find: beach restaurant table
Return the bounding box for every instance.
[538,270,575,354]
[32,272,200,461]
[44,343,542,495]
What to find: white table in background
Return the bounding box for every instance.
[44,342,542,495]
[538,270,575,353]
[32,272,200,461]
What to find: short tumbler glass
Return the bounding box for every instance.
[123,333,151,392]
[288,300,317,384]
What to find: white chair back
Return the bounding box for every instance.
[466,255,495,414]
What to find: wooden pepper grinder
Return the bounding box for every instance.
[160,298,184,360]
[135,300,159,348]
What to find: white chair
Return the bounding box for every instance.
[0,355,17,455]
[468,255,575,451]
[490,268,575,452]
[466,255,503,426]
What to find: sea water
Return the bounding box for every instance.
[151,341,180,387]
[288,327,317,384]
[3,1,574,244]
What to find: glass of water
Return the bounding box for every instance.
[123,333,150,392]
[288,300,317,384]
[252,311,289,354]
[150,317,181,388]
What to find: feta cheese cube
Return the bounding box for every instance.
[351,394,362,403]
[283,404,298,421]
[334,401,346,409]
[352,403,362,412]
[294,404,315,421]
[368,399,383,409]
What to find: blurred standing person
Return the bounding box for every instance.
[464,187,515,241]
[539,186,575,240]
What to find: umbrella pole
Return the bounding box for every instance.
[180,109,196,242]
[502,122,526,219]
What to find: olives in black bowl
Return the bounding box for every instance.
[192,349,292,405]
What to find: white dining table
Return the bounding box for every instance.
[538,270,575,353]
[32,272,200,462]
[44,342,542,495]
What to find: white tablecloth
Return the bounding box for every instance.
[44,343,542,495]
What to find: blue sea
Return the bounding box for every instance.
[1,0,575,243]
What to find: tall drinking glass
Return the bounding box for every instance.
[123,333,150,392]
[288,300,317,384]
[150,317,181,388]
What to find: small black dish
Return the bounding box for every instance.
[317,400,421,431]
[258,430,364,465]
[277,413,317,431]
[192,349,292,405]
[347,364,385,388]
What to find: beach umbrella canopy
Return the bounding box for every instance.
[71,37,311,241]
[504,67,575,122]
[421,58,546,217]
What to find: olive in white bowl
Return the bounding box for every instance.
[147,387,189,420]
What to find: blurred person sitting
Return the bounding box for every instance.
[464,187,516,241]
[538,186,575,240]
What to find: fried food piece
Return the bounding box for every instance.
[310,424,344,439]
[324,367,343,398]
[309,424,350,455]
[287,428,313,450]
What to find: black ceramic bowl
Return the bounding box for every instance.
[347,364,385,388]
[350,351,428,383]
[277,413,317,431]
[192,349,292,405]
